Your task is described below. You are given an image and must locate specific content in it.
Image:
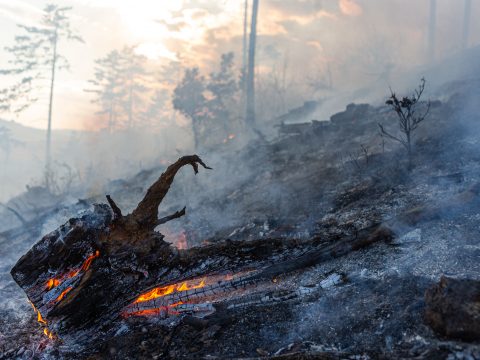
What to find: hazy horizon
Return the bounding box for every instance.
[0,0,478,131]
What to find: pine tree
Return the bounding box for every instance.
[0,4,83,189]
[207,52,238,136]
[142,89,170,129]
[120,47,150,129]
[172,68,207,150]
[85,50,125,132]
[86,46,150,131]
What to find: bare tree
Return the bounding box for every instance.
[245,0,259,128]
[0,4,83,190]
[378,78,431,168]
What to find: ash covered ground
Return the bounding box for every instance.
[1,78,480,359]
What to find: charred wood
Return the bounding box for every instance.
[10,155,394,349]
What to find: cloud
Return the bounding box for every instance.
[0,0,42,25]
[339,0,363,16]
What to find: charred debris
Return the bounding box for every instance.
[1,79,480,359]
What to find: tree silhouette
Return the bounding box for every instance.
[378,78,431,168]
[207,52,238,136]
[121,47,150,128]
[85,50,125,132]
[142,89,170,130]
[86,46,150,131]
[173,53,242,150]
[0,4,83,190]
[173,68,208,150]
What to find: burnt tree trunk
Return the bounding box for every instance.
[245,0,259,128]
[11,155,394,348]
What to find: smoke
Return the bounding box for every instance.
[338,0,362,16]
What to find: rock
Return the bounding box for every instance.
[330,103,371,126]
[425,276,480,341]
[256,348,269,356]
[320,273,344,289]
[396,228,422,246]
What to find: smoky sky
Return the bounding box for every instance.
[0,0,477,131]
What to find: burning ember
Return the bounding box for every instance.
[123,271,258,319]
[25,250,102,340]
[55,287,73,302]
[126,301,185,317]
[176,231,188,249]
[45,250,100,294]
[134,278,206,304]
[29,301,55,340]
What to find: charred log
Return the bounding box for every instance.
[11,155,394,350]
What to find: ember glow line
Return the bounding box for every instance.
[55,286,73,302]
[45,250,100,291]
[29,300,55,340]
[134,278,206,303]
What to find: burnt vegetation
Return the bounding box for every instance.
[2,73,480,359]
[0,2,480,359]
[379,78,431,168]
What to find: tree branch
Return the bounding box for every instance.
[131,155,211,229]
[156,207,186,226]
[378,123,407,149]
[0,202,27,226]
[106,195,123,220]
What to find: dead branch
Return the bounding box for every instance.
[0,202,27,226]
[106,195,123,220]
[378,78,431,165]
[131,155,211,229]
[156,206,186,226]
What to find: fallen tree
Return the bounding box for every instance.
[11,155,395,349]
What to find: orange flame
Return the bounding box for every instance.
[46,278,60,290]
[176,231,188,250]
[126,272,252,318]
[126,301,184,317]
[29,301,55,340]
[134,278,206,304]
[43,328,55,340]
[81,250,100,271]
[55,287,73,302]
[37,309,47,325]
[45,250,100,290]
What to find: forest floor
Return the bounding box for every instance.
[1,79,480,359]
